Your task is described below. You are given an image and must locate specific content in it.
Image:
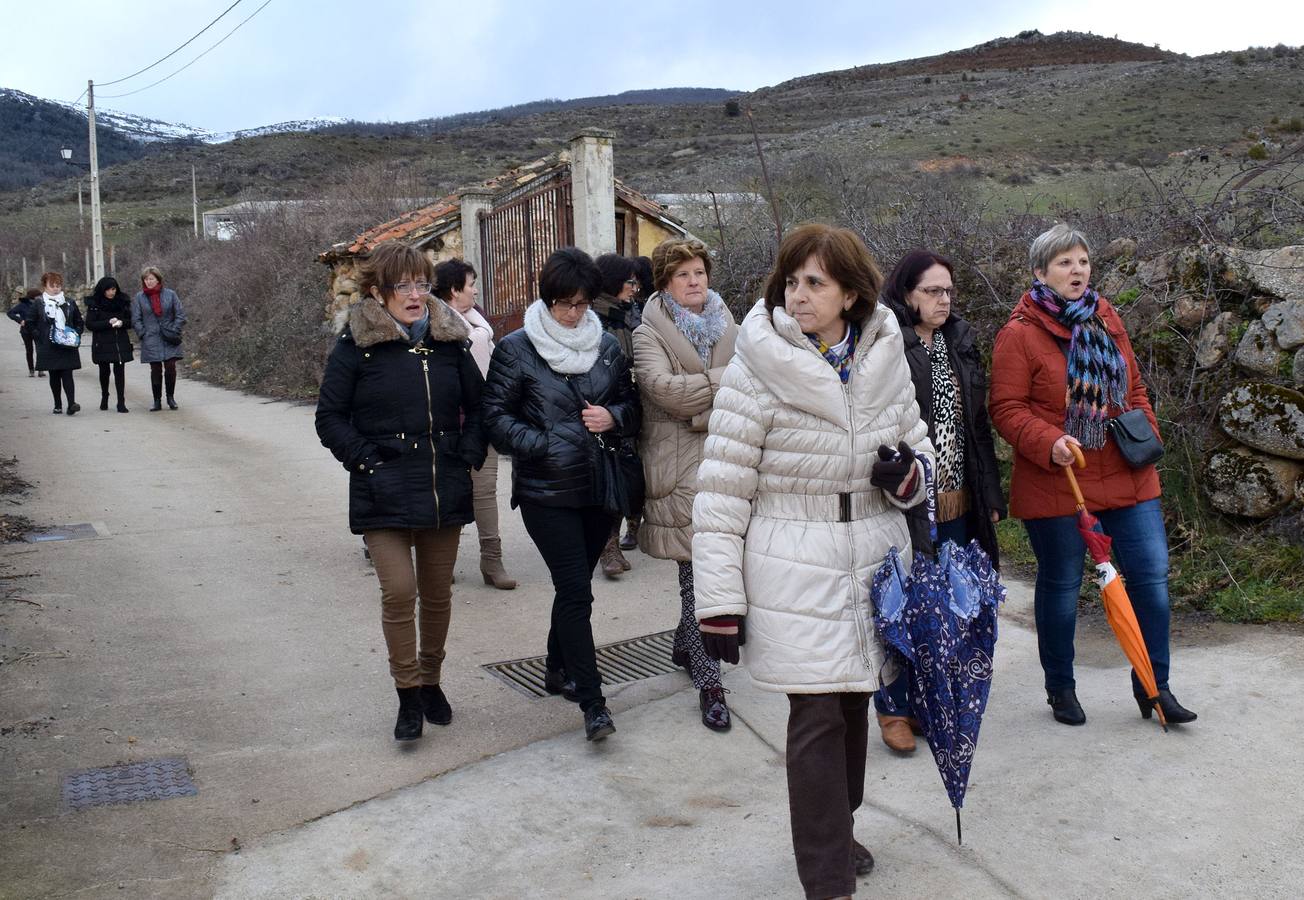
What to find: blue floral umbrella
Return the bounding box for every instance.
[871,537,1005,844]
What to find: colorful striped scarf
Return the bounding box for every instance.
[807,322,860,383]
[1028,279,1129,449]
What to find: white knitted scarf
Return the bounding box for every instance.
[523,298,602,374]
[42,291,68,331]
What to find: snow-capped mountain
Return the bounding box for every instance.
[2,88,342,144]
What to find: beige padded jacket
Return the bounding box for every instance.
[632,295,739,562]
[692,299,932,694]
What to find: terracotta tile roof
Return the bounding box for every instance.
[320,149,685,264]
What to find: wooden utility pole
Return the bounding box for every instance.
[745,107,783,246]
[87,80,105,279]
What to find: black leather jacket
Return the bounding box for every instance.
[483,328,641,508]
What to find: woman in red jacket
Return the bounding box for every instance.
[990,224,1196,728]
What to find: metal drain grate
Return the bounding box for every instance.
[25,523,105,543]
[61,757,197,811]
[484,630,679,698]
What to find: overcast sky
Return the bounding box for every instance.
[3,0,1301,132]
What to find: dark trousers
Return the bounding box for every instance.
[1024,498,1171,693]
[150,359,177,400]
[21,330,36,373]
[519,501,616,711]
[99,362,125,404]
[874,515,970,715]
[47,369,75,407]
[787,692,870,900]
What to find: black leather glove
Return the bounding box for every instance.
[870,441,918,497]
[700,616,746,664]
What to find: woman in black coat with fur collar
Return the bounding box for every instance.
[85,276,135,412]
[316,242,487,743]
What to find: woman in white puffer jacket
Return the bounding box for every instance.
[692,224,932,900]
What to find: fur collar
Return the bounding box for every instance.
[335,296,469,348]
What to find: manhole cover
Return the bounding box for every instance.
[484,630,678,698]
[25,523,107,543]
[61,757,197,811]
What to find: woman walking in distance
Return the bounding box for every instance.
[316,242,487,742]
[434,257,517,590]
[7,287,41,377]
[482,247,641,742]
[693,224,931,898]
[85,276,134,413]
[631,237,739,731]
[131,266,186,411]
[27,272,84,415]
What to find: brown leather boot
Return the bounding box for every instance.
[480,555,517,590]
[877,712,917,753]
[600,535,625,579]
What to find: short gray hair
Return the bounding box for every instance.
[1029,224,1091,274]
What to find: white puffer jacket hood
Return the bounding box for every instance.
[692,299,933,693]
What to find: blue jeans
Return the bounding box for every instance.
[1023,498,1171,695]
[875,516,970,716]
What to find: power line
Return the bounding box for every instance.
[99,0,274,100]
[97,1,244,87]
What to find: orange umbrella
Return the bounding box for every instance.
[1062,444,1168,730]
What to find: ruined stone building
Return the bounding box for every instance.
[319,130,689,334]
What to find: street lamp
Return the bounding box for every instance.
[59,147,88,170]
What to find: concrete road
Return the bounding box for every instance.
[1,341,1301,899]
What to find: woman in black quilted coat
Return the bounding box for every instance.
[482,246,641,743]
[316,241,486,743]
[85,276,134,412]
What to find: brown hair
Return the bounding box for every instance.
[651,238,712,290]
[140,265,164,288]
[762,224,882,322]
[358,241,435,302]
[40,271,64,290]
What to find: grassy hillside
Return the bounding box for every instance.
[2,33,1301,277]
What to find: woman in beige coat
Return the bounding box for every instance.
[435,258,516,589]
[693,224,931,899]
[632,238,739,731]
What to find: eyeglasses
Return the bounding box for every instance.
[388,281,431,296]
[624,278,640,286]
[553,300,591,312]
[915,286,956,300]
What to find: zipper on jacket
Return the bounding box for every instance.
[418,354,441,526]
[843,381,874,672]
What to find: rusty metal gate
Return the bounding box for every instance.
[479,175,574,335]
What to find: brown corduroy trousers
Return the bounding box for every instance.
[786,692,871,899]
[363,526,461,689]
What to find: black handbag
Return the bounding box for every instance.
[1107,409,1164,469]
[159,321,182,346]
[565,380,645,517]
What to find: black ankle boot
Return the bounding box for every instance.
[1136,688,1197,724]
[1047,688,1086,725]
[544,668,579,702]
[100,394,109,411]
[420,684,452,725]
[583,705,615,742]
[167,396,178,410]
[394,687,423,741]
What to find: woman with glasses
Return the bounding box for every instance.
[592,253,642,577]
[871,250,1006,753]
[316,241,487,743]
[482,247,641,742]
